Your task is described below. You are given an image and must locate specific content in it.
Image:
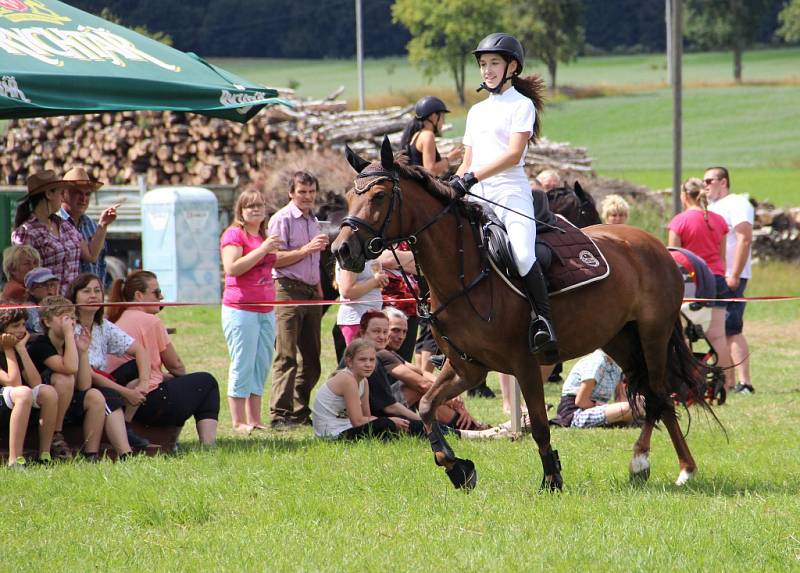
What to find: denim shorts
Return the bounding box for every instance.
[716,278,748,336]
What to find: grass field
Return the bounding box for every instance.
[1,48,799,571]
[2,262,799,571]
[211,47,800,101]
[214,48,800,206]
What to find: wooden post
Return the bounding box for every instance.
[355,0,365,111]
[510,376,522,433]
[670,0,683,216]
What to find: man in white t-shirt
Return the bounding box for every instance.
[704,166,755,394]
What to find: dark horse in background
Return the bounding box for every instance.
[332,137,717,491]
[545,180,602,228]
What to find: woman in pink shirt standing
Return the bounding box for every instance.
[220,189,282,433]
[668,177,735,390]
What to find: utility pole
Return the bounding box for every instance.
[670,0,683,216]
[355,0,365,111]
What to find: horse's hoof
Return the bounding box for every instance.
[675,469,695,486]
[539,474,563,492]
[446,457,477,490]
[629,453,651,483]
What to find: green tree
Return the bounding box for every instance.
[777,0,800,42]
[506,0,584,91]
[684,0,773,82]
[100,8,173,46]
[392,0,506,105]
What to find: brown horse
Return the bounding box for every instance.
[332,137,715,491]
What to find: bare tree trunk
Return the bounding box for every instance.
[733,42,743,83]
[547,57,558,91]
[452,60,465,106]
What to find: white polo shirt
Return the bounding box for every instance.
[463,86,534,200]
[708,193,754,280]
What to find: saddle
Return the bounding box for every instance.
[480,190,610,296]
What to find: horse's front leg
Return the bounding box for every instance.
[419,359,487,490]
[515,360,563,491]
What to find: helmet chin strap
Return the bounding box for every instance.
[477,62,511,94]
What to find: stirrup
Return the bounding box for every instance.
[528,315,558,358]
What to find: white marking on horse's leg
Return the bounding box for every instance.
[629,453,651,483]
[675,469,695,486]
[630,453,650,475]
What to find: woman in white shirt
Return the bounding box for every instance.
[450,33,556,358]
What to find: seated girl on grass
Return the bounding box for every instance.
[106,270,220,447]
[27,296,132,461]
[0,307,58,465]
[311,338,402,441]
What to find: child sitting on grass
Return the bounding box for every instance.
[27,296,132,461]
[0,331,34,469]
[312,338,402,441]
[0,307,58,465]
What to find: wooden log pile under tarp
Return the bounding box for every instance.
[0,88,593,188]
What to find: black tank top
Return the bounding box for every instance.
[407,132,441,167]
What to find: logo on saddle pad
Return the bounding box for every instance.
[578,250,600,268]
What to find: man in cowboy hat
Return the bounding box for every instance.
[58,166,118,286]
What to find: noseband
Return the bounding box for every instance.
[340,168,455,257]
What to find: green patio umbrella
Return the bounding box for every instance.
[0,0,288,122]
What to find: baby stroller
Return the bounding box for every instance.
[669,248,727,406]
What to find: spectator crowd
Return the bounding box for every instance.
[0,158,755,466]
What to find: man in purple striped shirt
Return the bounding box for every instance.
[267,171,329,429]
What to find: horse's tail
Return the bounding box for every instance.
[665,320,725,432]
[621,321,723,430]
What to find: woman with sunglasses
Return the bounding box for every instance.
[106,270,220,446]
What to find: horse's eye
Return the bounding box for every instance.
[371,191,386,204]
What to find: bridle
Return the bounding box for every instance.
[340,167,455,258]
[339,167,492,364]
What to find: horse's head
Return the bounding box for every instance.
[332,137,404,272]
[547,181,601,228]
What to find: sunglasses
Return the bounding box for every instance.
[703,178,719,185]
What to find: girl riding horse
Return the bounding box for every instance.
[449,33,556,360]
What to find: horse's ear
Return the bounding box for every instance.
[345,145,370,174]
[573,181,586,198]
[379,136,394,172]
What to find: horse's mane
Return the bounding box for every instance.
[392,153,486,219]
[392,153,457,200]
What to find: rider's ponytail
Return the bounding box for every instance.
[399,117,425,152]
[511,74,545,142]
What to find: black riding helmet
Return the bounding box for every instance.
[472,33,525,94]
[414,96,450,120]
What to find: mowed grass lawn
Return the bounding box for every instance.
[217,48,800,207]
[1,262,799,571]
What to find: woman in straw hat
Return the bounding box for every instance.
[11,170,108,295]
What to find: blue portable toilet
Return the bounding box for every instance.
[142,187,221,303]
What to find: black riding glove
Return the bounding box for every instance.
[448,172,478,198]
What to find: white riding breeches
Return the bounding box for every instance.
[471,183,537,276]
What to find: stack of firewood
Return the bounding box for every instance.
[1,89,594,187]
[753,204,800,263]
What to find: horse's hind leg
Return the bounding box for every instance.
[515,359,563,491]
[638,321,699,485]
[662,407,697,485]
[419,359,487,490]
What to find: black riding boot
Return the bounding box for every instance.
[521,261,558,360]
